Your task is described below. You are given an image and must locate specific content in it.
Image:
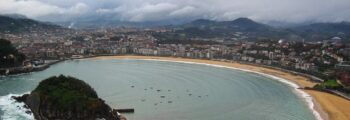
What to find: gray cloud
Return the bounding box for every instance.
[0,0,89,21]
[1,0,350,23]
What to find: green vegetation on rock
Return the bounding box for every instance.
[34,75,99,110]
[14,75,120,120]
[0,39,25,68]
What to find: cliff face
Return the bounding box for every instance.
[14,75,120,120]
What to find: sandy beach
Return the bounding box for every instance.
[92,55,350,120]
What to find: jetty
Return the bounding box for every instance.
[115,108,135,113]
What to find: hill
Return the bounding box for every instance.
[0,15,61,33]
[13,75,121,120]
[154,18,350,42]
[154,18,292,41]
[181,17,271,32]
[289,22,350,41]
[293,22,350,33]
[0,39,25,68]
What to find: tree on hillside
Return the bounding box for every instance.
[0,39,25,68]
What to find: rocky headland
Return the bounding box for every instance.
[13,75,122,120]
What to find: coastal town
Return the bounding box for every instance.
[1,26,350,96]
[2,0,350,120]
[1,28,349,69]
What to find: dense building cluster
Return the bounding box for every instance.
[1,28,350,85]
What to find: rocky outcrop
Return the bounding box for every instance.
[13,75,121,120]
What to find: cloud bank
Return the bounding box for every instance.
[1,0,350,23]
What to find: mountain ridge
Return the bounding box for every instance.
[155,18,350,41]
[0,14,349,41]
[0,15,62,33]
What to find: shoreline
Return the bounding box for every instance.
[91,55,350,120]
[139,58,324,120]
[0,60,63,76]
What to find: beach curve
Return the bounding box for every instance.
[91,55,350,120]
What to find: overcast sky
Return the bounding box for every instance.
[1,0,350,23]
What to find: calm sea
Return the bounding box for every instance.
[0,59,315,120]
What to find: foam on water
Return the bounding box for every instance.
[0,93,34,120]
[142,59,324,120]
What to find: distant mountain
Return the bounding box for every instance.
[3,14,28,19]
[287,22,350,41]
[264,21,314,28]
[153,18,289,41]
[0,15,61,33]
[154,18,350,41]
[292,22,350,33]
[183,19,216,27]
[182,17,272,32]
[225,18,271,31]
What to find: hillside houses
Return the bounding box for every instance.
[2,27,350,82]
